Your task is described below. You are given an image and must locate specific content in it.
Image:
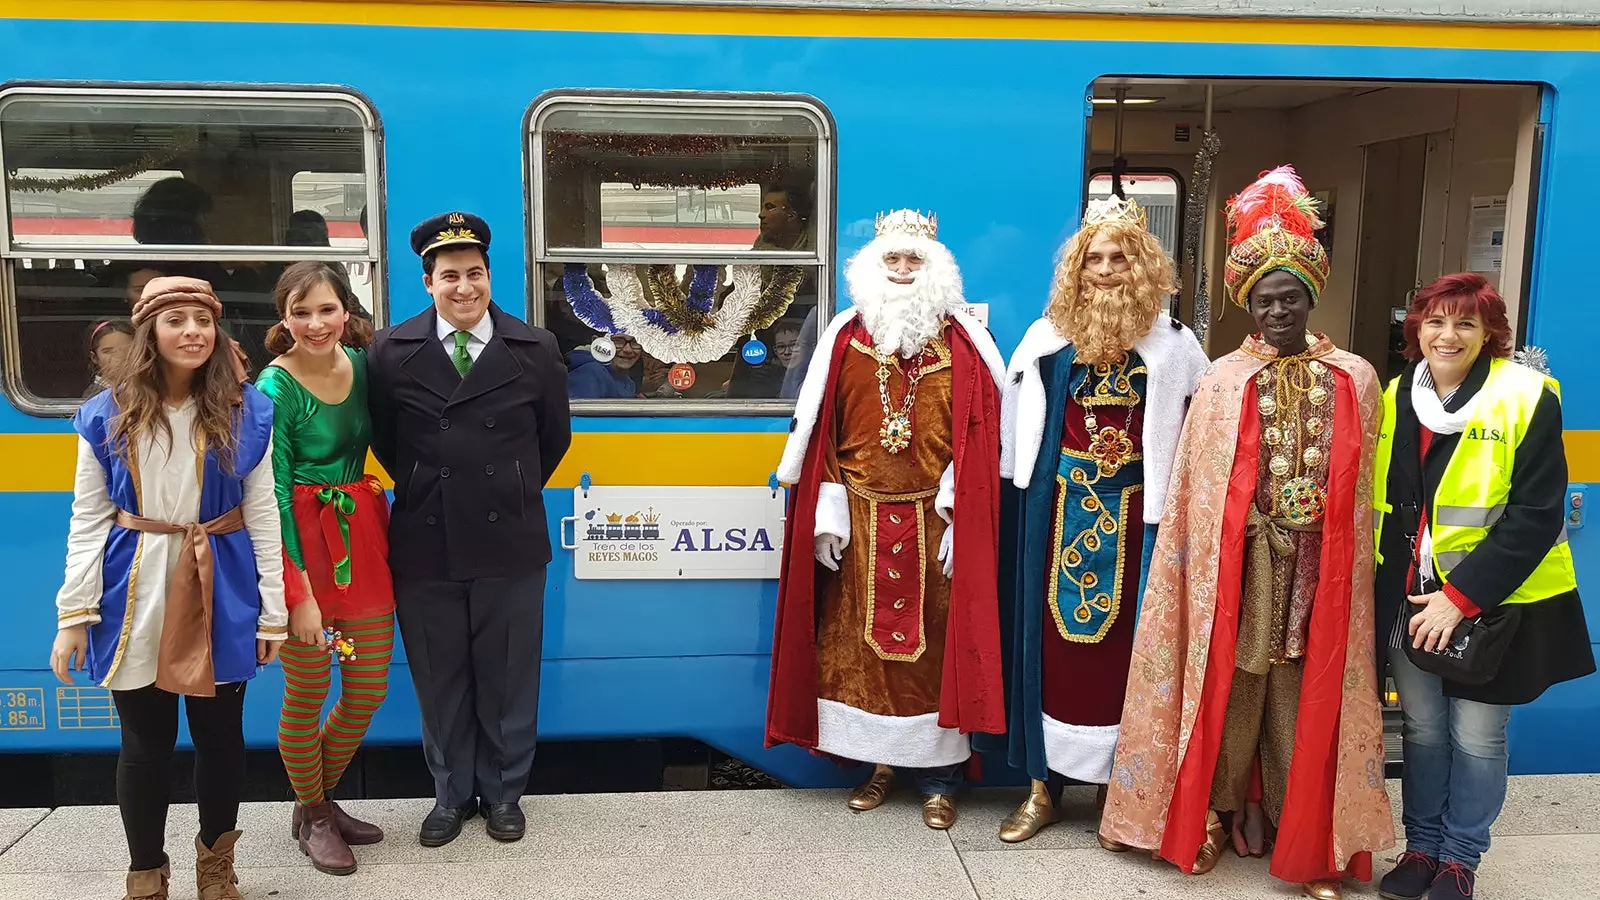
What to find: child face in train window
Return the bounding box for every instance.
[91,330,134,376]
[773,328,802,369]
[612,335,642,370]
[155,306,216,372]
[285,281,350,357]
[125,268,164,306]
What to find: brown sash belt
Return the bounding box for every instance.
[116,505,246,697]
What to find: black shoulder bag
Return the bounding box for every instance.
[1404,567,1521,686]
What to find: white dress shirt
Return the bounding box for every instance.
[436,309,495,364]
[55,399,289,689]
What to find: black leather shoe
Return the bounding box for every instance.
[1378,851,1438,900]
[484,802,525,842]
[418,800,478,848]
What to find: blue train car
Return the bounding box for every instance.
[0,0,1596,786]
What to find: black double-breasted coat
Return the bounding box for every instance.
[368,302,572,583]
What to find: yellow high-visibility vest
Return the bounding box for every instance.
[1373,357,1576,605]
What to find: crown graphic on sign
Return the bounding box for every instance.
[605,512,623,523]
[643,507,661,523]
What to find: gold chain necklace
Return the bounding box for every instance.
[1077,356,1136,476]
[873,346,930,453]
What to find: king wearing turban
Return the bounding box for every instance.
[1097,167,1394,899]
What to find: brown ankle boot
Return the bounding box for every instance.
[124,863,170,900]
[195,831,244,900]
[298,800,357,876]
[330,800,384,845]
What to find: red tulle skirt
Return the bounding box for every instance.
[282,475,395,619]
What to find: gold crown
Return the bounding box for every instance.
[643,507,661,523]
[1081,196,1148,230]
[874,209,938,240]
[605,513,623,523]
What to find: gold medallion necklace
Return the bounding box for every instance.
[873,345,930,453]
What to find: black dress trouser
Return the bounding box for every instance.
[395,567,547,809]
[111,683,248,871]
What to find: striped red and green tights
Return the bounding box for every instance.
[277,614,393,806]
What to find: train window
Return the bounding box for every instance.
[0,86,384,414]
[1086,169,1185,263]
[529,92,833,412]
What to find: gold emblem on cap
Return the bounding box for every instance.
[447,212,465,225]
[433,226,478,245]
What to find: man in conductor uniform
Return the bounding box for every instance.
[368,212,572,846]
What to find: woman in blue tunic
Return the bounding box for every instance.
[48,276,289,900]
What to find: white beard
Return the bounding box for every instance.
[845,235,965,358]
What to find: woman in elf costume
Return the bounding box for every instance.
[257,261,394,876]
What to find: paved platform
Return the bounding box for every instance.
[1,775,1594,899]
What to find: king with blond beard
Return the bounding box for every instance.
[981,196,1208,843]
[766,210,1007,830]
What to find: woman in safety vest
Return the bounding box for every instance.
[1373,273,1594,900]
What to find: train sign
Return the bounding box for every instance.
[560,486,785,580]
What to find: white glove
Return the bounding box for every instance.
[938,524,954,579]
[815,534,845,571]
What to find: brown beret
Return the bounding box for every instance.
[130,276,223,327]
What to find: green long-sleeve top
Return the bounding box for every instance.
[255,346,372,570]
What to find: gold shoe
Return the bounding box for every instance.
[922,794,957,830]
[1097,833,1131,852]
[847,764,894,811]
[1302,880,1342,900]
[998,780,1057,843]
[1190,810,1227,875]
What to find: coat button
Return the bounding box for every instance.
[440,467,451,478]
[439,418,450,430]
[484,464,495,475]
[488,511,499,522]
[425,515,437,525]
[485,417,496,428]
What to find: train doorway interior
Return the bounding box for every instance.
[1086,78,1543,384]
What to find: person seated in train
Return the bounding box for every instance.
[82,317,135,399]
[50,276,288,900]
[1372,273,1595,900]
[256,262,394,877]
[367,212,571,848]
[567,332,644,399]
[725,319,804,399]
[980,195,1206,844]
[286,209,331,246]
[766,209,1006,831]
[1098,166,1394,900]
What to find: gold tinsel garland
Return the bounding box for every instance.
[543,131,813,190]
[8,134,198,194]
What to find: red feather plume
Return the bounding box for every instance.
[1225,165,1324,247]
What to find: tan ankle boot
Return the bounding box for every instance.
[124,863,170,900]
[195,831,244,900]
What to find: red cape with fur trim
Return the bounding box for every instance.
[765,319,1006,750]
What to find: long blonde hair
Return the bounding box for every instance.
[107,315,243,472]
[1044,221,1177,365]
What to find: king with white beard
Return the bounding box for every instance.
[765,210,1008,830]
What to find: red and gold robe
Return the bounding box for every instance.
[766,310,1006,764]
[1098,333,1395,885]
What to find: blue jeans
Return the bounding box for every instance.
[1390,644,1512,869]
[903,763,963,796]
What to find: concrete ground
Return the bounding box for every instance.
[0,775,1593,899]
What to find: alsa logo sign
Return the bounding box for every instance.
[564,486,785,580]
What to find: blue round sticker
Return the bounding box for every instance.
[741,339,769,365]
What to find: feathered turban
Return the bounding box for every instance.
[1223,165,1329,308]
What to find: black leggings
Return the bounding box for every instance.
[112,683,248,871]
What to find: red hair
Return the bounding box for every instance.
[1401,272,1513,362]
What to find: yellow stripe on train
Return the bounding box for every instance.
[0,432,791,491]
[0,430,1596,491]
[9,0,1600,53]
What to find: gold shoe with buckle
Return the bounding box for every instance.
[922,794,957,830]
[998,779,1057,843]
[1191,810,1227,875]
[1302,879,1342,899]
[847,764,894,811]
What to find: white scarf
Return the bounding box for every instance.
[1408,362,1482,584]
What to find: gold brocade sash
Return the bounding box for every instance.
[115,505,246,697]
[1236,505,1322,675]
